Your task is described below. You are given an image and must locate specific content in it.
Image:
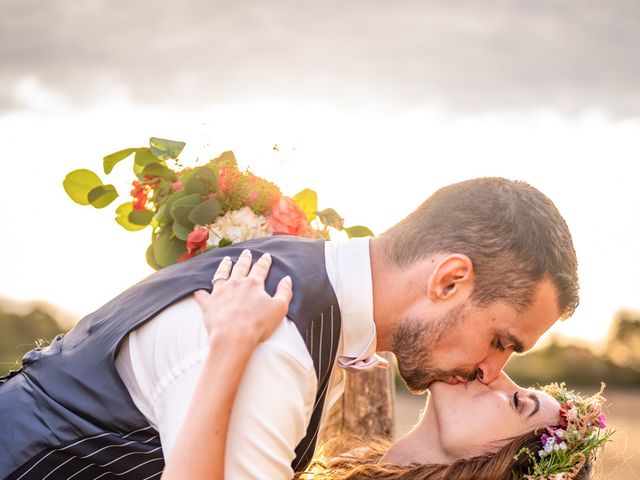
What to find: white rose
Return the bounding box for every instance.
[207,207,273,247]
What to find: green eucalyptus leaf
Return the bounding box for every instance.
[218,238,233,248]
[87,184,119,209]
[160,190,188,222]
[154,227,187,267]
[154,204,168,224]
[133,148,162,178]
[170,193,202,228]
[149,137,186,160]
[188,199,221,226]
[103,148,137,174]
[63,169,104,205]
[172,221,193,241]
[146,243,162,270]
[182,166,217,195]
[142,162,178,181]
[115,202,147,231]
[128,209,154,226]
[134,147,161,167]
[292,189,318,222]
[318,208,344,229]
[345,225,375,238]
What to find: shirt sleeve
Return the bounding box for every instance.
[116,295,317,480]
[223,338,317,479]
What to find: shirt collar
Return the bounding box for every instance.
[324,237,376,359]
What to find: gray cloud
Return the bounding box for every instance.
[1,0,639,115]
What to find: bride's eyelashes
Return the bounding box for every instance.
[513,391,525,414]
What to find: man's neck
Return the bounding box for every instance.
[370,238,441,353]
[369,238,399,352]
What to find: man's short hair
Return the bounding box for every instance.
[381,177,579,318]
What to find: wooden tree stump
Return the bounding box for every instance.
[318,352,395,444]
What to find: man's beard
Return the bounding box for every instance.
[391,303,477,394]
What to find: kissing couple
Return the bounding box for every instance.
[0,177,610,480]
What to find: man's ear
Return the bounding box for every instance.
[427,254,474,301]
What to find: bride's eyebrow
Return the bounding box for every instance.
[527,393,540,418]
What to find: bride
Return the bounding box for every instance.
[162,253,610,480]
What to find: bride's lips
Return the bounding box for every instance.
[443,375,471,385]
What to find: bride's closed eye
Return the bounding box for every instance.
[526,393,541,418]
[513,391,526,414]
[513,391,542,418]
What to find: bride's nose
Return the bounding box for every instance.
[486,371,521,392]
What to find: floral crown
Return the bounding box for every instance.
[518,383,613,480]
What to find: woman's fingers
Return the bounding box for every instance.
[212,256,232,288]
[229,249,252,279]
[248,253,272,285]
[193,289,210,309]
[273,275,293,307]
[195,250,295,343]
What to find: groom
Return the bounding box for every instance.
[0,177,578,480]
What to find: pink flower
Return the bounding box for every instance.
[244,190,259,206]
[598,414,606,429]
[558,404,569,428]
[267,197,309,236]
[178,227,209,262]
[218,167,227,193]
[172,181,182,191]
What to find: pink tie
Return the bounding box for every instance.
[338,349,389,372]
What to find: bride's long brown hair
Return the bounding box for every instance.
[295,430,592,480]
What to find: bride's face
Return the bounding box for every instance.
[382,373,560,465]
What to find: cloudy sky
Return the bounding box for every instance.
[1,0,639,346]
[3,0,640,114]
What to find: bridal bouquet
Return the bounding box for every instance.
[63,137,373,269]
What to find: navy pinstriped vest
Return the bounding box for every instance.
[0,236,341,479]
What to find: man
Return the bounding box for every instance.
[0,177,578,479]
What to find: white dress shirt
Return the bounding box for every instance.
[115,237,376,480]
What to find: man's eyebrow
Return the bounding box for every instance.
[527,393,540,418]
[505,333,525,354]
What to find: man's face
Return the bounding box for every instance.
[392,278,560,393]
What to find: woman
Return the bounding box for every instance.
[163,253,610,480]
[298,379,609,479]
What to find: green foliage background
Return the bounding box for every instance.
[1,304,63,375]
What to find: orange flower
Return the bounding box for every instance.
[267,197,309,236]
[130,177,160,211]
[218,166,242,195]
[130,181,150,212]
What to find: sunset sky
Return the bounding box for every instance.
[1,0,639,346]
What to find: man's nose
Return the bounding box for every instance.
[475,351,512,385]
